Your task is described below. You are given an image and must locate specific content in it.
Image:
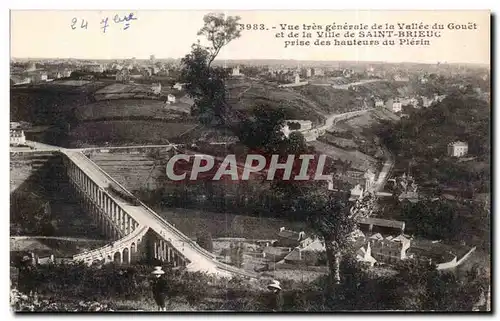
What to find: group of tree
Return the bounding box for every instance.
[376,90,490,195]
[399,197,490,250]
[13,256,490,311]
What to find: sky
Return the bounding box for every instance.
[10,10,490,64]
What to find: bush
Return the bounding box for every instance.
[10,258,490,311]
[10,288,116,312]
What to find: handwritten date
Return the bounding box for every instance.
[70,13,137,33]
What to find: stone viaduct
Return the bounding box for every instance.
[59,149,256,279]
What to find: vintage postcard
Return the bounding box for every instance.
[9,10,491,312]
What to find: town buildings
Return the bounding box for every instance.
[281,119,313,138]
[10,130,26,146]
[279,225,412,267]
[276,227,306,248]
[447,141,468,157]
[386,98,402,113]
[374,98,385,108]
[356,217,406,235]
[284,237,325,265]
[313,68,324,76]
[10,75,32,85]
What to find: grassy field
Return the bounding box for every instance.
[341,108,400,132]
[50,80,94,87]
[67,121,197,147]
[228,80,326,123]
[354,80,403,100]
[293,86,365,114]
[153,207,309,240]
[309,140,379,172]
[10,238,107,257]
[74,99,190,121]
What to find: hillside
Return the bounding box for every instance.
[10,84,99,125]
[227,78,406,124]
[67,120,196,148]
[227,79,325,123]
[376,91,490,196]
[74,99,191,122]
[292,86,366,115]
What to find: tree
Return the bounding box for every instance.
[180,13,241,126]
[197,13,242,68]
[196,231,214,252]
[236,104,286,153]
[229,242,244,268]
[291,182,355,287]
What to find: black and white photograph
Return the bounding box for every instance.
[8,9,491,312]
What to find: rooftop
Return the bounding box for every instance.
[448,141,468,146]
[356,217,405,230]
[277,229,300,240]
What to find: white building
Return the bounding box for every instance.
[151,83,162,95]
[10,130,26,146]
[232,65,241,76]
[364,169,376,191]
[421,96,433,108]
[294,73,300,84]
[173,82,186,91]
[400,97,419,108]
[10,122,21,129]
[166,94,176,104]
[386,98,402,113]
[349,184,365,200]
[447,141,468,157]
[287,120,313,131]
[281,120,313,138]
[40,73,48,81]
[374,98,385,108]
[306,68,312,78]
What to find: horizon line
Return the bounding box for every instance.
[10,57,490,67]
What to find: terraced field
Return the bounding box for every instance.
[67,120,197,148]
[227,80,326,123]
[88,152,166,191]
[74,99,190,121]
[154,207,309,240]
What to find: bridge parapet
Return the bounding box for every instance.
[73,225,149,265]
